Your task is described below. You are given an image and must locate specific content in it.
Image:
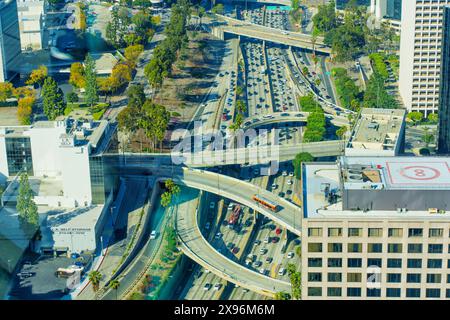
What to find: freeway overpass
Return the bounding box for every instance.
[211,15,331,54]
[175,188,292,296]
[242,112,349,130]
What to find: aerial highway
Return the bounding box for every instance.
[211,15,331,54]
[175,185,292,297]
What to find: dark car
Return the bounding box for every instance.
[271,237,280,243]
[232,247,239,254]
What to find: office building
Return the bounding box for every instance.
[370,0,402,32]
[0,0,21,82]
[399,0,450,115]
[437,5,450,154]
[0,118,119,208]
[301,156,450,299]
[345,108,406,157]
[16,0,44,50]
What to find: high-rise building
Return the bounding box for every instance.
[0,0,21,82]
[336,0,370,11]
[301,156,450,299]
[370,0,402,20]
[16,0,44,51]
[399,0,450,116]
[438,6,450,155]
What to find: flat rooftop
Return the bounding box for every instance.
[347,108,405,151]
[303,156,450,220]
[341,156,450,190]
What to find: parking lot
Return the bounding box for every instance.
[9,254,92,300]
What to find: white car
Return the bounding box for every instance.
[287,252,294,259]
[271,183,277,190]
[278,267,286,276]
[204,283,211,291]
[205,222,210,230]
[259,268,266,274]
[282,171,287,176]
[228,203,234,210]
[264,237,270,244]
[150,230,157,239]
[214,283,222,291]
[287,180,293,185]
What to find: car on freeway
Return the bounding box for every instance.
[278,268,286,276]
[204,283,212,291]
[254,240,261,246]
[264,237,270,244]
[227,242,235,249]
[150,230,157,239]
[232,247,239,254]
[259,268,267,275]
[253,261,262,268]
[214,284,222,291]
[289,172,294,177]
[214,232,223,239]
[282,171,287,176]
[271,183,277,190]
[259,248,267,255]
[271,237,279,244]
[278,191,285,198]
[265,257,273,263]
[287,180,293,185]
[287,251,295,259]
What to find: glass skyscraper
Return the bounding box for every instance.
[438,6,450,154]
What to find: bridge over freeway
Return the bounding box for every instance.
[175,188,292,297]
[241,112,349,130]
[211,15,331,54]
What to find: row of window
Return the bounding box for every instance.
[307,272,448,284]
[307,287,448,298]
[307,257,447,269]
[308,242,450,254]
[308,227,449,238]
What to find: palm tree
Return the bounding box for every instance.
[108,279,121,300]
[88,270,103,292]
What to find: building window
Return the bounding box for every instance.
[447,274,450,283]
[308,228,323,237]
[347,258,362,268]
[308,258,322,268]
[426,288,441,298]
[388,243,403,253]
[328,228,342,237]
[308,272,322,282]
[368,243,382,253]
[347,273,362,282]
[5,137,34,176]
[407,273,421,283]
[328,273,342,282]
[426,274,441,283]
[367,258,382,267]
[347,243,362,253]
[308,287,322,297]
[427,259,442,268]
[408,228,423,237]
[367,288,381,297]
[408,243,423,253]
[387,259,402,268]
[387,273,402,283]
[368,228,382,237]
[308,243,322,253]
[447,289,450,299]
[328,243,342,253]
[428,244,443,254]
[388,228,403,237]
[327,287,342,297]
[348,228,362,237]
[406,288,421,298]
[347,287,361,297]
[429,228,443,238]
[328,258,342,268]
[386,288,401,298]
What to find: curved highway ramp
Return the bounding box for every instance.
[175,191,292,297]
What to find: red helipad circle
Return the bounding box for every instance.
[399,166,441,181]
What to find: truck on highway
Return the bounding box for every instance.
[228,204,241,227]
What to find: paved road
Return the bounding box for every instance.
[212,15,330,54]
[176,184,291,296]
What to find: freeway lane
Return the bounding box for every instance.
[176,183,292,296]
[159,167,303,236]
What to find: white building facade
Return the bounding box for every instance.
[16,0,44,50]
[399,0,450,116]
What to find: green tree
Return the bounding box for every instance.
[66,92,79,104]
[161,192,172,207]
[16,172,39,230]
[336,126,348,139]
[26,65,48,90]
[236,100,247,114]
[275,291,291,300]
[211,3,224,14]
[292,152,314,180]
[287,263,301,300]
[427,113,438,124]
[88,271,103,292]
[84,54,99,107]
[108,279,120,300]
[407,111,424,125]
[422,131,435,148]
[312,1,337,33]
[42,77,65,120]
[363,72,398,109]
